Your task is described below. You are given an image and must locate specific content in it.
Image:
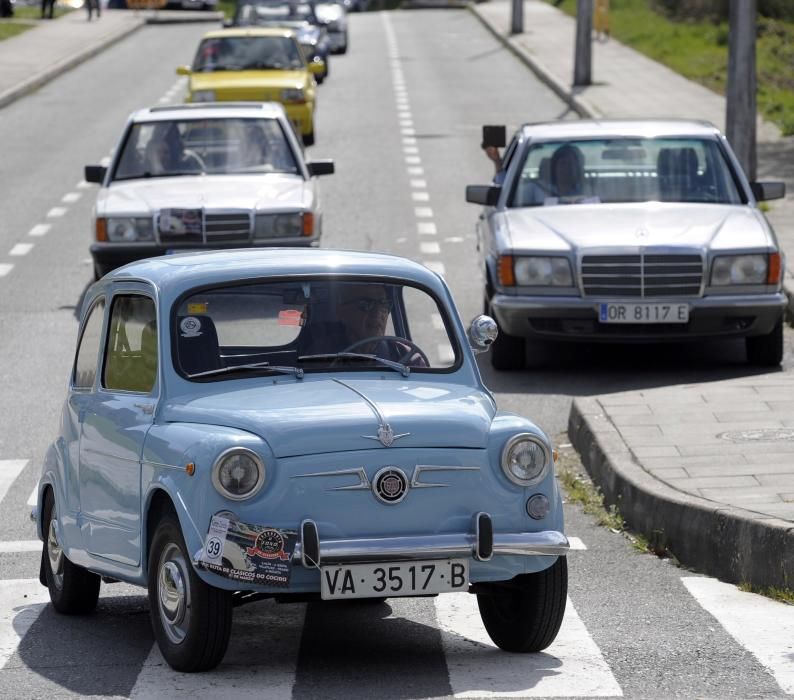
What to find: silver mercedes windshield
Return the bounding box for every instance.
[509,137,744,207]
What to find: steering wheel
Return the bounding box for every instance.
[183,149,207,172]
[339,336,430,367]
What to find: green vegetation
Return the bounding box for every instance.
[738,583,794,605]
[547,0,794,135]
[218,0,233,17]
[0,5,71,42]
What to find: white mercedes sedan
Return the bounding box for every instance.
[84,103,334,279]
[466,119,787,369]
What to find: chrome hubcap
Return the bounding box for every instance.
[157,543,189,644]
[47,519,64,589]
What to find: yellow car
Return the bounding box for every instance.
[178,28,322,145]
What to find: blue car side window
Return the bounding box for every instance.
[72,298,105,390]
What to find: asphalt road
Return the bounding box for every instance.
[0,9,792,700]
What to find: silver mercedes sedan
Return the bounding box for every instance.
[466,119,787,370]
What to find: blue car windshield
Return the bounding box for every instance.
[508,137,744,207]
[173,279,459,379]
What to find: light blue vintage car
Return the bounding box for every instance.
[33,248,569,672]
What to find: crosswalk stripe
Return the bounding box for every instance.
[27,485,37,508]
[0,460,28,505]
[682,576,794,694]
[436,593,623,697]
[0,541,40,554]
[567,536,587,550]
[130,599,307,698]
[0,579,49,670]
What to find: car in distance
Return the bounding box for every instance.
[83,103,333,279]
[466,119,787,369]
[32,248,569,672]
[178,27,322,143]
[230,2,333,82]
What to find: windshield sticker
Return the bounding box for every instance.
[198,515,296,587]
[187,302,208,314]
[278,309,304,326]
[180,316,202,338]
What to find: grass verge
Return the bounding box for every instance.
[0,6,71,42]
[546,0,794,136]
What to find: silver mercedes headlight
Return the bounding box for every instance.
[254,213,305,239]
[513,257,573,286]
[106,217,154,242]
[191,90,215,102]
[711,255,767,285]
[501,434,550,486]
[212,448,265,501]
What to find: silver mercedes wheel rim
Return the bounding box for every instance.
[47,518,64,590]
[157,543,190,645]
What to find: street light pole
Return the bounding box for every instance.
[511,0,524,35]
[574,0,593,86]
[726,0,757,181]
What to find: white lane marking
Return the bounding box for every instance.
[130,600,307,698]
[396,97,409,105]
[9,244,33,257]
[567,536,587,550]
[0,541,41,554]
[100,156,111,167]
[418,222,437,235]
[431,313,444,330]
[0,264,13,277]
[0,460,28,503]
[404,146,419,155]
[410,179,427,188]
[412,192,430,201]
[425,261,446,276]
[407,166,424,176]
[420,241,440,254]
[402,137,417,146]
[28,224,51,237]
[437,345,455,364]
[400,119,414,128]
[27,485,37,507]
[405,156,422,165]
[682,577,794,693]
[158,97,170,104]
[437,593,622,697]
[444,236,464,243]
[0,580,50,670]
[414,207,434,218]
[76,180,91,189]
[401,128,416,136]
[46,207,66,218]
[398,108,412,117]
[61,192,81,204]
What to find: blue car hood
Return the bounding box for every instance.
[161,377,495,457]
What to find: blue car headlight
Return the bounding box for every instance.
[212,447,265,501]
[501,434,550,486]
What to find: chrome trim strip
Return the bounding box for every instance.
[333,378,409,447]
[410,465,480,488]
[144,460,184,471]
[292,467,371,491]
[292,530,569,565]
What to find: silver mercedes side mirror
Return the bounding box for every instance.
[468,315,498,353]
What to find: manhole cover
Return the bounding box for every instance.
[719,428,794,443]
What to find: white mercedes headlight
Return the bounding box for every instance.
[513,257,573,286]
[212,448,265,501]
[501,434,550,486]
[254,213,305,239]
[711,255,767,285]
[191,90,215,102]
[106,217,154,242]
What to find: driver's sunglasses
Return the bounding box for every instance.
[344,297,393,314]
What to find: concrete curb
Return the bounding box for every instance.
[0,19,145,111]
[467,3,595,119]
[568,397,794,590]
[144,10,223,24]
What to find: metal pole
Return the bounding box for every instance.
[726,0,757,181]
[510,0,524,35]
[573,0,593,87]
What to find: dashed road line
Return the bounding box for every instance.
[0,541,40,554]
[424,261,446,276]
[411,192,430,201]
[415,207,433,218]
[0,460,27,503]
[418,222,437,235]
[0,264,13,277]
[420,241,441,254]
[28,224,51,237]
[61,192,81,203]
[46,207,67,218]
[9,244,33,257]
[410,179,427,188]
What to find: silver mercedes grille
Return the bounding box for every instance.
[581,253,703,298]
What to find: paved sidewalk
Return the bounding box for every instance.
[0,8,222,110]
[471,0,794,590]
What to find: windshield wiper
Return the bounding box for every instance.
[298,353,410,377]
[187,362,304,379]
